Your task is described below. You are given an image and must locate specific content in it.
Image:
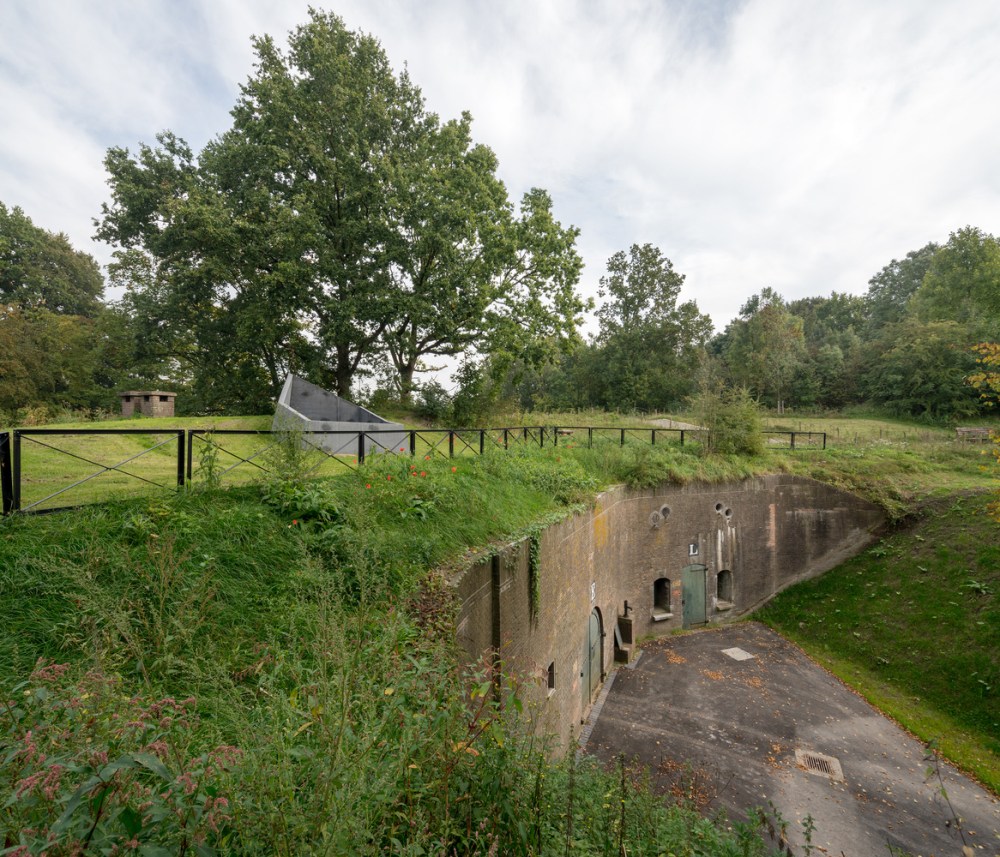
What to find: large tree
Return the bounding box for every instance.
[0,203,103,316]
[721,287,805,413]
[910,226,1000,335]
[592,243,712,411]
[863,242,938,334]
[97,12,584,410]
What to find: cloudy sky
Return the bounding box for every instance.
[1,0,998,333]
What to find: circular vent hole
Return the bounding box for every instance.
[660,505,671,519]
[715,502,723,513]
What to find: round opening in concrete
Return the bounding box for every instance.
[715,502,723,513]
[725,508,733,519]
[660,505,671,519]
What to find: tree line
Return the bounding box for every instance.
[2,11,998,423]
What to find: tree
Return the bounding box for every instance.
[0,202,104,317]
[863,242,938,334]
[381,123,585,401]
[910,227,1000,335]
[863,319,982,419]
[592,244,712,412]
[721,288,805,413]
[97,12,585,410]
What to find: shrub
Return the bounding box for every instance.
[1,663,238,854]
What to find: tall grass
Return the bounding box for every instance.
[0,443,769,854]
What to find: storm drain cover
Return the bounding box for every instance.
[721,647,755,661]
[795,749,845,782]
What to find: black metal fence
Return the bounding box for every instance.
[0,425,825,516]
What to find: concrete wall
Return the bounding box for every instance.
[452,474,884,749]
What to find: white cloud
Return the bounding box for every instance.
[1,0,998,335]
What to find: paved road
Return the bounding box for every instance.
[584,623,1000,856]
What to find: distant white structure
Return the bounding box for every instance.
[273,374,407,457]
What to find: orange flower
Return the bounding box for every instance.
[451,466,457,472]
[387,475,392,481]
[420,471,426,477]
[366,483,371,489]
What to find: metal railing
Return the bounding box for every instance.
[0,425,825,516]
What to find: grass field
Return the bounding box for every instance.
[757,492,1000,792]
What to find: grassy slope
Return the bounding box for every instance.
[1,441,773,853]
[757,492,1000,792]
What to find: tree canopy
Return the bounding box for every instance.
[0,203,103,316]
[97,11,585,411]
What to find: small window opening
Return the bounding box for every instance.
[159,395,168,402]
[654,577,671,613]
[717,569,733,603]
[123,395,131,402]
[547,661,556,692]
[143,395,150,402]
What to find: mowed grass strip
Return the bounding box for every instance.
[757,491,1000,793]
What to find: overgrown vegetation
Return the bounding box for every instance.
[757,492,1000,792]
[1,443,772,853]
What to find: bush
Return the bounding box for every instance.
[694,387,765,457]
[1,664,238,854]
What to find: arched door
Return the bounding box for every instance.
[583,608,603,705]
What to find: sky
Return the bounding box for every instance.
[2,0,999,335]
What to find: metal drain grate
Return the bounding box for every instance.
[794,749,845,782]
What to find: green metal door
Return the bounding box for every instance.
[583,608,602,705]
[682,564,706,628]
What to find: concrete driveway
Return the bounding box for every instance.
[583,623,999,856]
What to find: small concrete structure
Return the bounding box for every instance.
[273,374,407,457]
[120,391,176,418]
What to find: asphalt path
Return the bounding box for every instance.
[583,623,1000,856]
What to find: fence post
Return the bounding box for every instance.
[358,432,366,465]
[790,432,796,451]
[186,431,195,480]
[12,431,21,512]
[1,432,12,516]
[822,432,827,450]
[620,428,625,447]
[651,429,656,446]
[588,427,593,449]
[410,430,416,457]
[177,430,186,488]
[479,430,484,455]
[449,431,455,458]
[504,428,509,450]
[680,430,685,446]
[554,426,559,446]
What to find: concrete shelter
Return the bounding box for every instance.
[273,374,406,457]
[120,391,176,418]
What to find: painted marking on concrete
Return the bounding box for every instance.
[722,647,755,661]
[795,749,845,782]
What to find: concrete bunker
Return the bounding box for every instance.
[453,474,885,749]
[120,390,176,418]
[273,374,406,457]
